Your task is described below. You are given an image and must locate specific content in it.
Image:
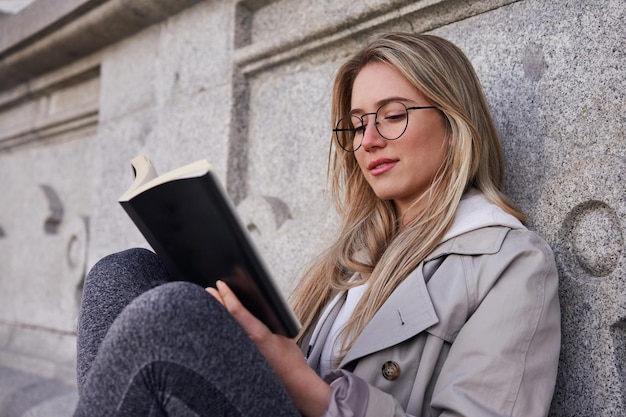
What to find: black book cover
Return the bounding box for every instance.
[120,170,300,338]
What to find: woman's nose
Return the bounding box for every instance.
[360,121,386,151]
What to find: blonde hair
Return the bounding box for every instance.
[291,33,524,362]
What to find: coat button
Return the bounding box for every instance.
[381,361,400,381]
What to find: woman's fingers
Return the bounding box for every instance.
[205,286,225,306]
[215,280,271,341]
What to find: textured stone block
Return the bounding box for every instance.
[0,139,93,332]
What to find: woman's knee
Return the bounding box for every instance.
[89,248,161,276]
[84,248,168,290]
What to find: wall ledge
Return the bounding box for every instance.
[0,0,205,92]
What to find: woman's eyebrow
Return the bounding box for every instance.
[348,96,417,115]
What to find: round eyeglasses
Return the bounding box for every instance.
[333,101,438,152]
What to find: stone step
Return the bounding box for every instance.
[0,366,77,417]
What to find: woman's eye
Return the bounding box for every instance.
[353,125,366,135]
[384,113,407,122]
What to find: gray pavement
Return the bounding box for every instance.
[0,366,77,417]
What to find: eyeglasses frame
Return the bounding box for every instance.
[333,102,438,152]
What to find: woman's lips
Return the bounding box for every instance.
[368,158,397,176]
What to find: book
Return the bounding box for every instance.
[119,155,301,338]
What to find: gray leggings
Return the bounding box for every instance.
[74,248,300,417]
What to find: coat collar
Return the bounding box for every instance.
[425,225,511,262]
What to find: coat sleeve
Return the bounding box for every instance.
[430,229,561,417]
[322,369,417,417]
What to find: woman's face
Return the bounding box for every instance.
[350,62,449,218]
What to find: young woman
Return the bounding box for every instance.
[75,33,560,417]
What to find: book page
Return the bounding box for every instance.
[119,155,212,202]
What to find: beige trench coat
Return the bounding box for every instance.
[304,226,561,417]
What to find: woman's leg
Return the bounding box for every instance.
[76,248,171,393]
[75,249,300,417]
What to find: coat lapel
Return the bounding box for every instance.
[339,266,439,367]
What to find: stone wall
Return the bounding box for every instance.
[0,0,623,415]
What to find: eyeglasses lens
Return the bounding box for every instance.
[335,115,362,152]
[376,102,409,140]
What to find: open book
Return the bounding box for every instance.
[119,155,301,338]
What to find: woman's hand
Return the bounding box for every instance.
[207,281,332,417]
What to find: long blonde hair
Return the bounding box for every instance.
[291,33,524,361]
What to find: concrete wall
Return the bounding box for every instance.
[0,0,623,415]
